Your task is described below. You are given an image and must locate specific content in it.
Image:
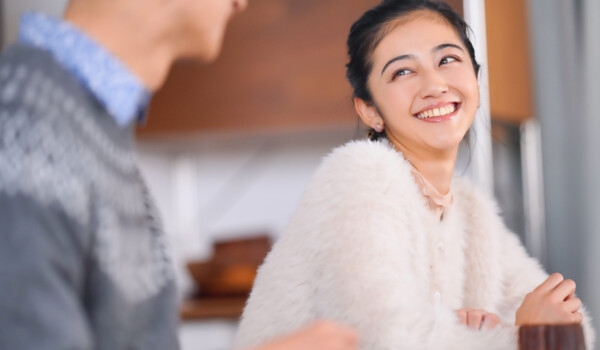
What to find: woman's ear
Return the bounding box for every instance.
[354,97,384,132]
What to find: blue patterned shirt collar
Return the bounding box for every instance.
[18,12,151,128]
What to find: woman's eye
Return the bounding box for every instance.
[440,56,459,65]
[393,69,412,79]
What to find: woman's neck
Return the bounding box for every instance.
[391,141,458,195]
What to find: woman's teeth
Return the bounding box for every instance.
[415,104,456,119]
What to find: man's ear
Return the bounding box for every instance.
[354,97,383,131]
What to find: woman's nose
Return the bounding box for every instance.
[419,70,449,99]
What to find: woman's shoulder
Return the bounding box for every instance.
[310,139,415,195]
[323,138,405,165]
[451,177,511,239]
[453,177,500,214]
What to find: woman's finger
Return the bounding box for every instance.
[482,313,500,329]
[564,290,575,301]
[467,310,484,330]
[563,297,582,313]
[552,279,576,301]
[536,273,564,293]
[456,309,468,325]
[570,312,584,324]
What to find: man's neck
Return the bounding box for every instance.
[63,1,177,91]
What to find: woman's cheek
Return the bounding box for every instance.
[452,69,479,98]
[383,87,414,114]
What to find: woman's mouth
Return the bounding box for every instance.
[413,102,461,122]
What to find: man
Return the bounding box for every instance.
[0,0,357,349]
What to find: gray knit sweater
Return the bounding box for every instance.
[0,44,179,350]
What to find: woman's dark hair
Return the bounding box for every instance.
[346,0,481,140]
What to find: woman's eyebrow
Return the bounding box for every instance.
[380,43,465,76]
[433,43,464,53]
[381,54,416,76]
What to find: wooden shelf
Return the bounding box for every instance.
[139,0,464,137]
[180,297,248,321]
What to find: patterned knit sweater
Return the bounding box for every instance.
[0,44,178,350]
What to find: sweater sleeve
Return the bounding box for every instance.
[0,192,93,350]
[498,230,596,349]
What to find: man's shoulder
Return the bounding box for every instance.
[0,45,89,164]
[1,43,67,78]
[0,45,95,226]
[0,107,93,228]
[0,44,64,88]
[0,44,91,113]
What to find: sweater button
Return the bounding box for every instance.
[434,290,441,303]
[437,242,445,251]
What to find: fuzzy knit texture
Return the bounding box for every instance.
[234,139,595,350]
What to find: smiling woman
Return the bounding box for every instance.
[351,8,481,195]
[232,1,596,349]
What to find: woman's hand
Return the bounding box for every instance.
[515,273,583,326]
[455,308,501,330]
[254,321,358,350]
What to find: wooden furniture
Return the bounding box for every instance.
[181,236,272,320]
[519,324,586,350]
[139,0,463,137]
[180,297,249,320]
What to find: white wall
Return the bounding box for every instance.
[136,129,355,350]
[136,129,356,298]
[2,0,68,46]
[179,320,238,350]
[462,0,494,194]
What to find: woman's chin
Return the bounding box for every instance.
[422,128,470,151]
[425,138,464,153]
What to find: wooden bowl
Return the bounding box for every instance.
[186,235,272,297]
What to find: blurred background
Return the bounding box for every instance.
[1,0,599,349]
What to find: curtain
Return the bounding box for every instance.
[528,0,600,347]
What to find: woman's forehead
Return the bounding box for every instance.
[382,10,453,36]
[373,13,464,59]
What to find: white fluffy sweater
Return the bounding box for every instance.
[234,140,595,350]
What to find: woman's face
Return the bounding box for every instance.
[359,12,479,156]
